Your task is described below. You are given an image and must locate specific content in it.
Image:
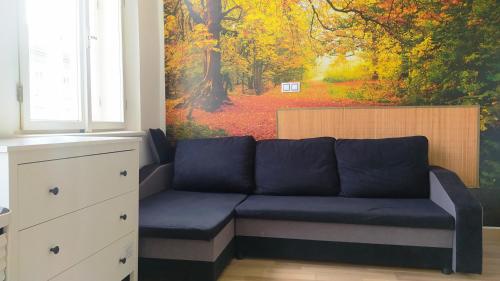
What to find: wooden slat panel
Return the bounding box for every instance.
[277,106,480,187]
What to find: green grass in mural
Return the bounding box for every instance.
[327,85,352,99]
[326,84,370,102]
[165,121,228,140]
[322,54,371,83]
[327,83,393,104]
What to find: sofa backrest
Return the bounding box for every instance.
[170,135,430,198]
[335,136,430,198]
[254,137,340,196]
[172,136,256,193]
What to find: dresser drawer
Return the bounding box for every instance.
[18,191,138,281]
[18,150,138,229]
[50,232,135,281]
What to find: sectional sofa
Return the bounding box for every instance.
[138,132,483,281]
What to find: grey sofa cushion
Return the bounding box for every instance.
[235,195,454,229]
[173,136,256,193]
[336,136,430,198]
[255,137,340,196]
[139,190,247,240]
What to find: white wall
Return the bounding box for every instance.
[135,0,165,165]
[0,0,20,137]
[122,0,150,166]
[137,0,166,166]
[124,0,166,166]
[123,0,141,133]
[139,0,165,131]
[0,0,166,167]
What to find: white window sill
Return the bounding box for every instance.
[15,130,146,138]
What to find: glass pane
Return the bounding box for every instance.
[26,0,82,122]
[89,0,124,123]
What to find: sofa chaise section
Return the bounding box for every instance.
[139,136,256,281]
[139,190,246,281]
[140,190,247,240]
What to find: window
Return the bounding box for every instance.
[19,0,125,131]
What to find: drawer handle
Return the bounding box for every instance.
[49,246,60,255]
[49,187,60,196]
[120,214,128,221]
[120,170,128,177]
[119,257,127,264]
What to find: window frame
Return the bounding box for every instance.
[18,0,126,132]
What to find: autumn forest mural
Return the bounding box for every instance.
[164,0,499,187]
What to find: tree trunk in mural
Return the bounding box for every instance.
[246,42,264,95]
[252,62,264,95]
[370,34,379,80]
[193,0,227,111]
[179,0,242,113]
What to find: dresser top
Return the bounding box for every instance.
[0,136,141,152]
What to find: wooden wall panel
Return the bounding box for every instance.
[277,106,480,187]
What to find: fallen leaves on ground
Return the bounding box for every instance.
[166,81,395,140]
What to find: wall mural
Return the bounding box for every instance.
[164,0,499,191]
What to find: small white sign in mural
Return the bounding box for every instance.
[281,82,301,93]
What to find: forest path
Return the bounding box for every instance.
[167,80,386,139]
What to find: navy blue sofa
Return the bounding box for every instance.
[138,133,483,281]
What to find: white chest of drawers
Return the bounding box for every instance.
[0,136,140,281]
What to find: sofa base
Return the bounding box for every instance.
[139,239,235,281]
[236,236,452,270]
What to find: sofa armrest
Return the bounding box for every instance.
[139,163,173,200]
[429,166,483,273]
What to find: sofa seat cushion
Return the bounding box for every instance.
[235,195,454,229]
[173,136,256,193]
[255,137,340,196]
[140,190,247,240]
[336,136,430,198]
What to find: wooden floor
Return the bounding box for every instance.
[219,229,500,281]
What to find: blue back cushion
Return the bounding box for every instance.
[173,136,256,193]
[255,137,340,196]
[336,136,430,198]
